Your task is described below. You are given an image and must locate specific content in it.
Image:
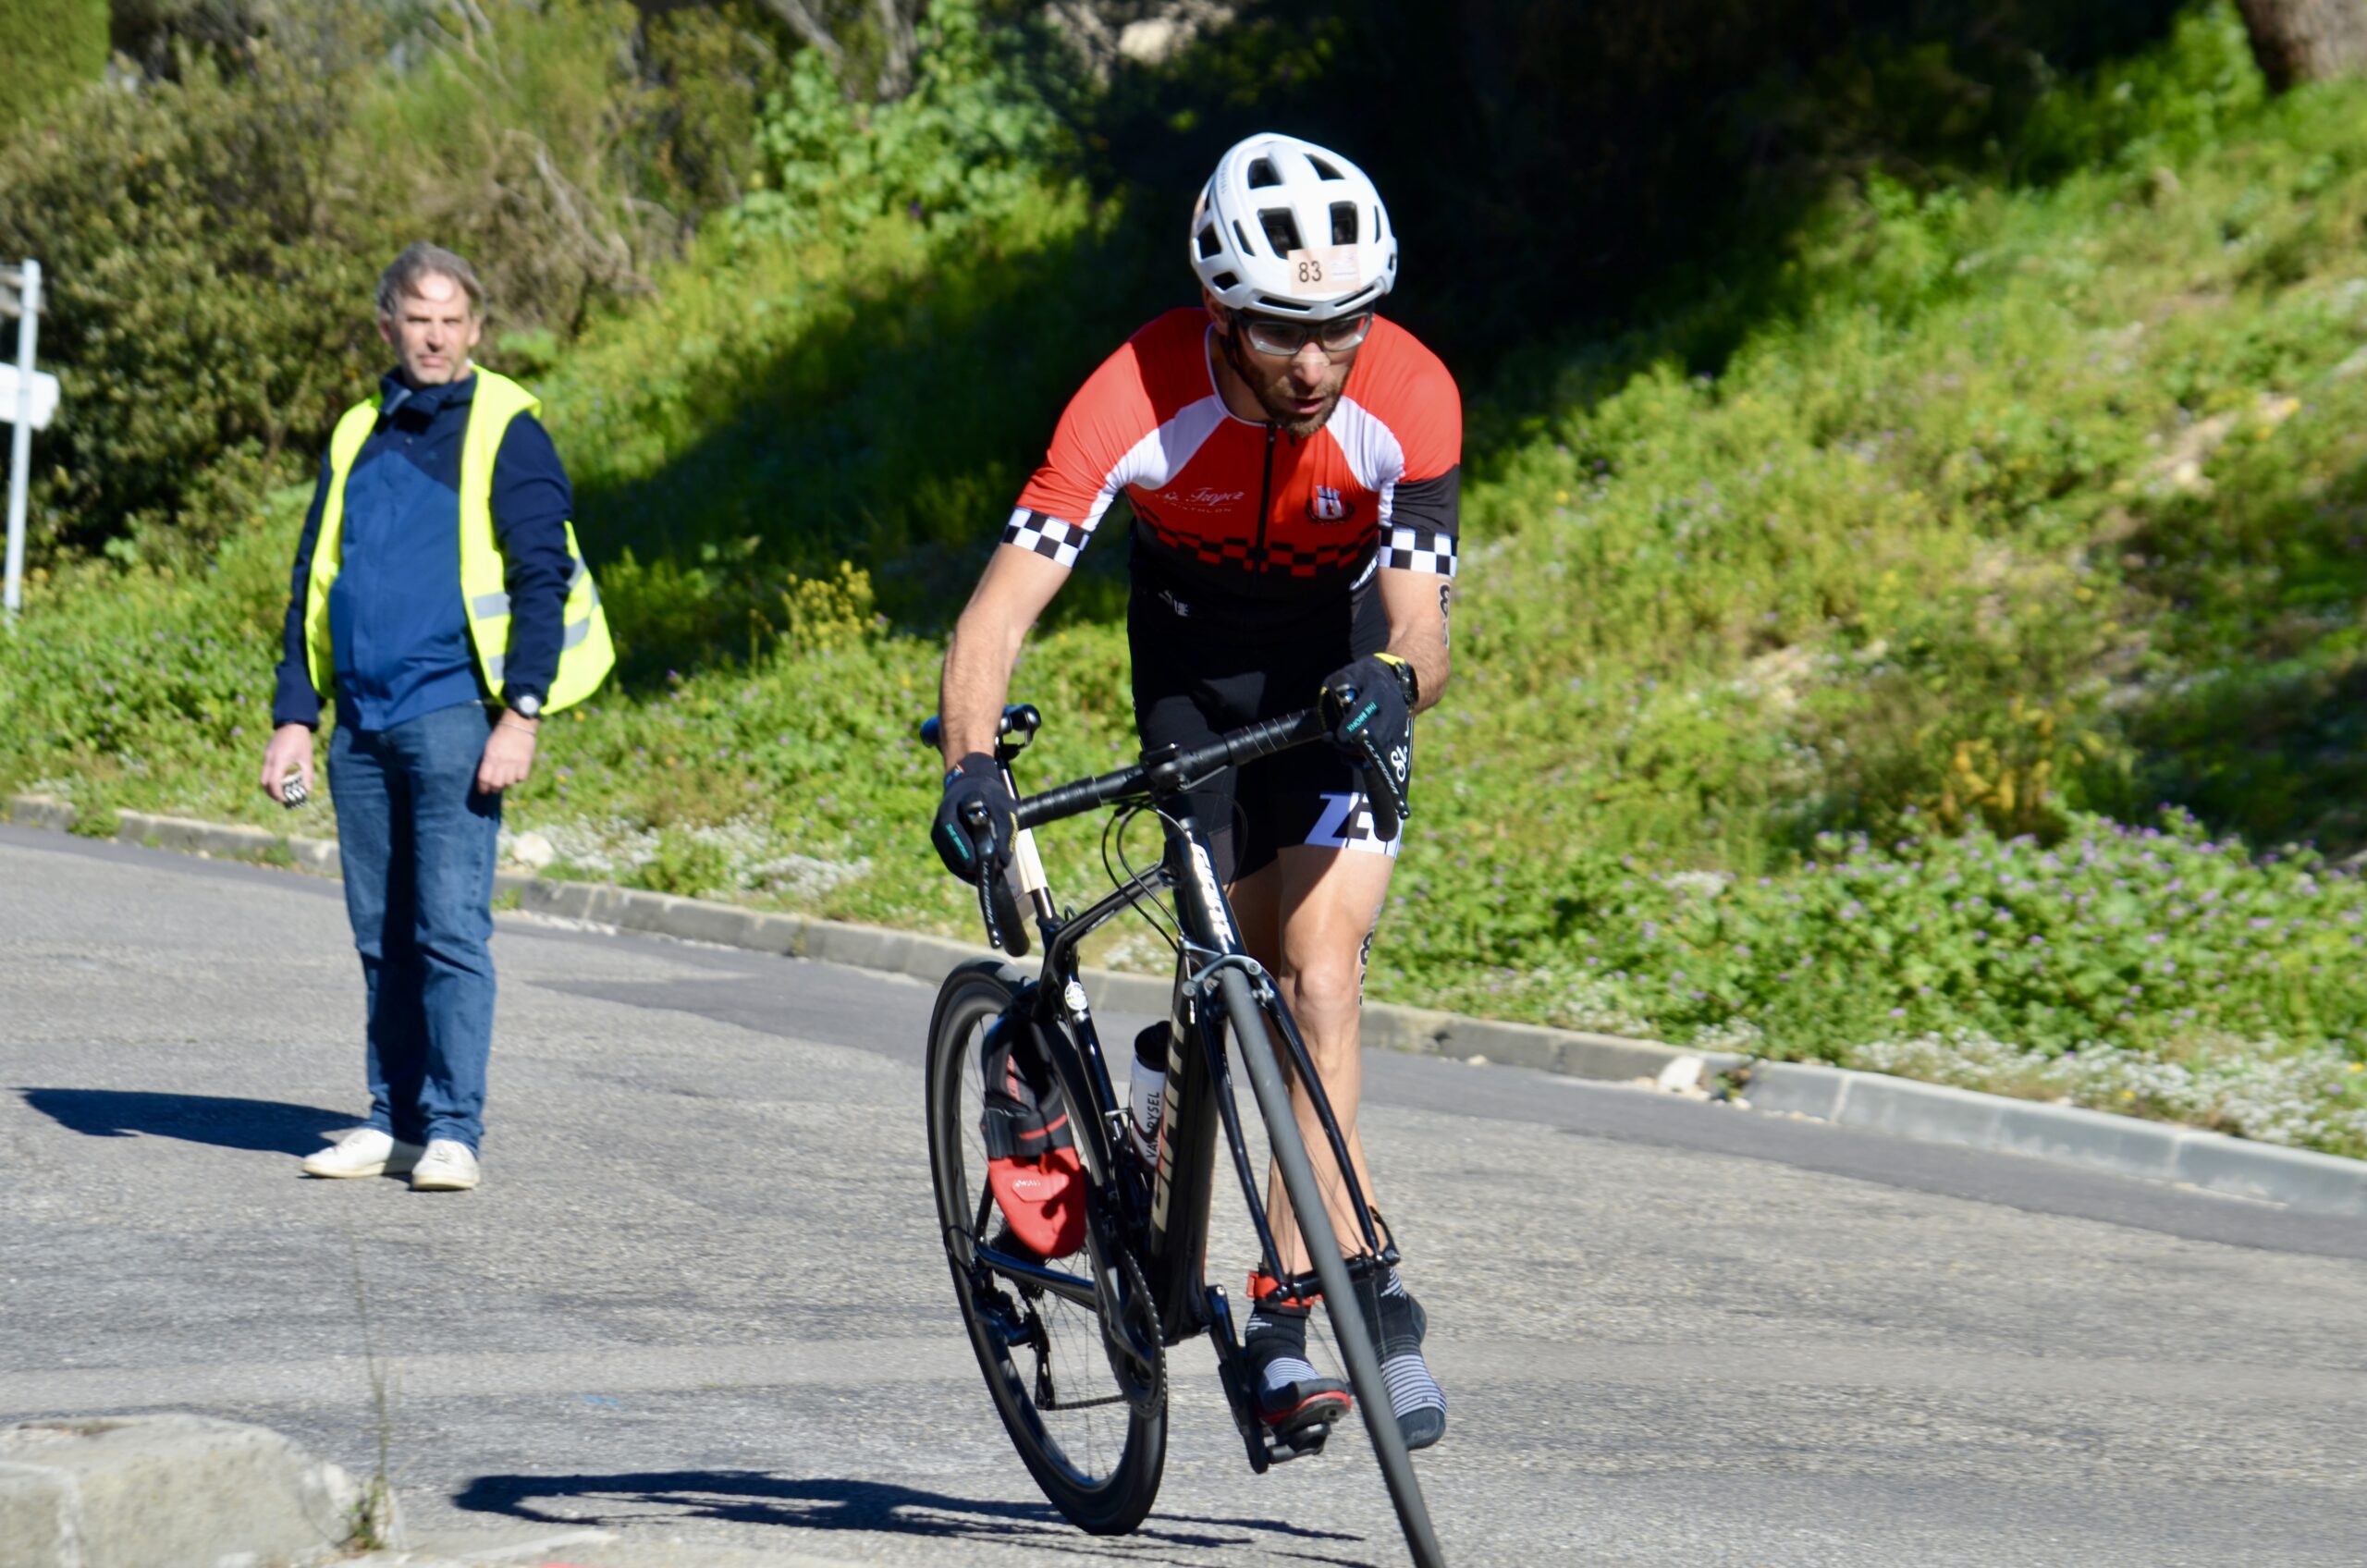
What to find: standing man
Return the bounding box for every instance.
[931,135,1458,1449]
[261,242,612,1193]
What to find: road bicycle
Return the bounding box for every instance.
[920,702,1446,1567]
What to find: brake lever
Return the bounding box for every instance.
[959,800,1030,957]
[1320,681,1407,842]
[1361,761,1404,842]
[958,801,1006,952]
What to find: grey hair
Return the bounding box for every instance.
[376,242,485,318]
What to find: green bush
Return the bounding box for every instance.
[1388,814,2367,1155]
[737,0,1067,242]
[0,0,106,133]
[0,490,300,832]
[0,31,378,565]
[0,0,784,568]
[344,0,785,337]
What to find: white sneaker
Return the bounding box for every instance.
[301,1128,423,1180]
[409,1139,481,1192]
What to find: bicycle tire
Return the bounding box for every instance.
[926,960,1166,1534]
[1218,967,1447,1568]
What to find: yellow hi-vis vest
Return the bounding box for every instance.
[302,367,615,715]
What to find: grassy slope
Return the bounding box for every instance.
[4,6,2363,1152]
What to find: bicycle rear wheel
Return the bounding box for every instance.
[925,960,1166,1534]
[1218,966,1446,1568]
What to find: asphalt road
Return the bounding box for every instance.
[4,823,2365,1568]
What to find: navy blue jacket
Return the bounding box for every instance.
[271,371,573,731]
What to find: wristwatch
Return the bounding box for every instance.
[509,692,542,719]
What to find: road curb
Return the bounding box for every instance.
[10,791,2363,1219]
[0,1414,358,1567]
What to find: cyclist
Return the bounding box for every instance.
[930,132,1457,1453]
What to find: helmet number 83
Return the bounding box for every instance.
[1296,258,1323,282]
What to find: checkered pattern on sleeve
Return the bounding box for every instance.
[1002,508,1094,570]
[1380,525,1457,578]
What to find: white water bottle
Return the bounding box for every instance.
[1128,1023,1168,1159]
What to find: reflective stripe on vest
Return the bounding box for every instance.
[302,368,615,716]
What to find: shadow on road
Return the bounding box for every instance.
[17,1088,350,1155]
[452,1470,1373,1564]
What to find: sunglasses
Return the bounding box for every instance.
[1233,311,1374,359]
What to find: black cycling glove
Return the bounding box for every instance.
[931,753,1017,885]
[1318,653,1418,839]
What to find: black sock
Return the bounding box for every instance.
[1245,1292,1325,1400]
[1356,1265,1445,1426]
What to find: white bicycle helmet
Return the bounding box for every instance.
[1190,132,1397,321]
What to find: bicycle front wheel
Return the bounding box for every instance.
[925,960,1166,1535]
[1218,966,1446,1568]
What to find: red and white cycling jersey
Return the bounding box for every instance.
[1003,308,1461,602]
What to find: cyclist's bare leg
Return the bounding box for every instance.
[1229,841,1393,1278]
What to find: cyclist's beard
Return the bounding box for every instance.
[1222,328,1343,438]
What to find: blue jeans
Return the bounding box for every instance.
[327,701,502,1152]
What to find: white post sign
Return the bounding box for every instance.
[0,365,59,431]
[4,258,46,620]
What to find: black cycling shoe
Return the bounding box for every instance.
[1245,1275,1351,1446]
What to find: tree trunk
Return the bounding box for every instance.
[872,0,921,102]
[2235,0,2367,91]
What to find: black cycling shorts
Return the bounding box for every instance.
[1128,559,1404,885]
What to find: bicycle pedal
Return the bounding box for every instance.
[1267,1420,1336,1463]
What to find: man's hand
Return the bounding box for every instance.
[1318,653,1417,836]
[476,714,538,794]
[260,723,315,805]
[931,753,1016,885]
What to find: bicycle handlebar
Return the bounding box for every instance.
[1014,707,1327,831]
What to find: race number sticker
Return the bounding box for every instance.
[1285,246,1360,288]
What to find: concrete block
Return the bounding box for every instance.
[1438,1017,1571,1073]
[610,889,693,936]
[1993,1100,2185,1181]
[1078,967,1171,1017]
[742,913,806,956]
[1829,1072,2007,1151]
[648,898,763,949]
[896,932,992,984]
[520,879,612,922]
[1741,1060,1848,1121]
[6,794,77,832]
[579,883,629,923]
[116,813,307,870]
[1553,1032,1707,1083]
[517,880,570,919]
[288,836,340,876]
[1360,1004,1453,1056]
[0,1415,358,1568]
[803,920,914,974]
[2174,1133,2367,1218]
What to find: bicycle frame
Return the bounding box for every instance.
[964,722,1394,1386]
